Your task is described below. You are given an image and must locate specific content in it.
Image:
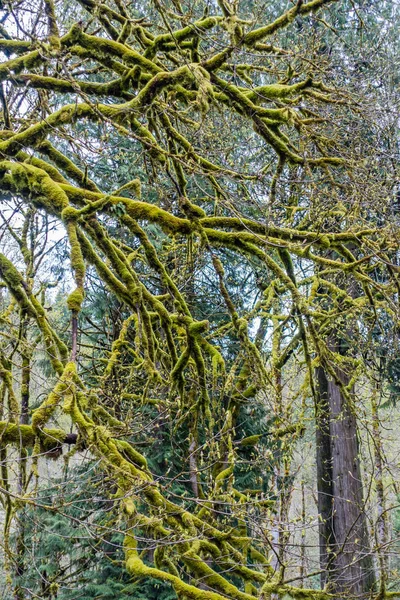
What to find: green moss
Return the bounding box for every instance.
[0,50,43,84]
[0,253,25,290]
[0,421,75,451]
[61,206,80,221]
[66,222,85,282]
[147,16,221,55]
[244,0,329,46]
[125,540,246,600]
[0,353,19,422]
[61,184,192,235]
[239,434,261,447]
[38,141,100,192]
[1,162,69,214]
[0,39,33,56]
[246,78,312,101]
[67,288,84,312]
[114,178,141,198]
[30,295,68,372]
[32,362,77,432]
[188,320,209,335]
[0,252,36,320]
[115,439,148,469]
[182,550,257,600]
[65,27,162,75]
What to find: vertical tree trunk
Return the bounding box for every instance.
[20,315,30,426]
[300,479,306,587]
[371,384,388,596]
[15,314,31,600]
[316,359,375,597]
[315,366,334,589]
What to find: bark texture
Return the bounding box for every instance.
[316,361,375,597]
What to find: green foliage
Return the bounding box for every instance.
[11,464,177,600]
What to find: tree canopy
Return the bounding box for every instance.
[0,0,399,598]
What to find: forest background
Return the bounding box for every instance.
[0,0,399,599]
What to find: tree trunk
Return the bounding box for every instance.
[371,384,388,596]
[316,360,375,597]
[315,365,334,588]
